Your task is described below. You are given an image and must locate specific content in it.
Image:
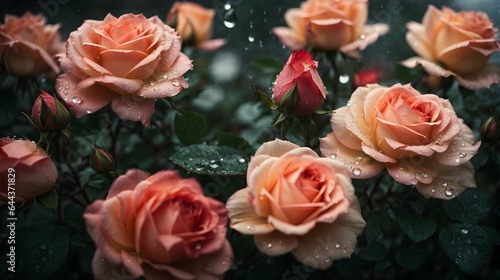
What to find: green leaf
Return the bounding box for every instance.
[36,188,58,212]
[364,210,392,243]
[358,242,388,262]
[255,87,278,110]
[217,132,254,156]
[439,223,493,276]
[374,259,391,272]
[398,209,437,243]
[396,244,427,270]
[63,203,86,232]
[336,256,363,279]
[443,189,493,223]
[17,220,69,279]
[174,110,207,145]
[170,144,248,175]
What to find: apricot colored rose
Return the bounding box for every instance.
[273,50,328,116]
[56,13,192,125]
[84,169,233,280]
[320,84,481,199]
[0,12,63,77]
[166,1,226,50]
[226,139,365,270]
[273,0,388,53]
[402,5,500,89]
[0,138,57,203]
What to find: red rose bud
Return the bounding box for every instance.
[31,91,70,131]
[272,50,328,116]
[481,114,500,142]
[90,147,115,173]
[353,69,379,88]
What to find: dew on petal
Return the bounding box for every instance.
[71,97,82,104]
[444,187,455,197]
[459,152,467,158]
[352,168,361,176]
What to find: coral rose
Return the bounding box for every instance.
[166,1,226,51]
[226,139,365,270]
[272,0,389,54]
[84,169,233,280]
[56,13,192,125]
[0,12,63,77]
[273,49,328,116]
[320,84,481,199]
[0,138,57,203]
[401,5,500,89]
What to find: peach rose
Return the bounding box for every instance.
[402,5,500,89]
[226,139,365,270]
[273,49,328,116]
[166,1,226,51]
[320,84,481,199]
[56,13,192,125]
[0,138,57,203]
[84,169,233,280]
[0,12,63,77]
[272,0,389,53]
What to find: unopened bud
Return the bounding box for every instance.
[481,114,500,142]
[90,147,115,173]
[31,91,70,131]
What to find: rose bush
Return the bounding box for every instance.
[402,5,500,89]
[84,169,233,280]
[226,139,365,270]
[320,83,481,199]
[0,138,57,203]
[56,13,192,125]
[272,49,328,116]
[272,0,389,53]
[0,12,64,77]
[166,1,226,51]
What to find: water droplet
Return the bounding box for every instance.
[339,74,350,84]
[444,187,455,197]
[150,81,155,86]
[410,178,418,185]
[86,108,92,114]
[195,162,205,171]
[246,225,255,231]
[455,158,460,163]
[460,227,469,234]
[209,160,221,168]
[162,74,168,79]
[329,153,337,159]
[172,79,180,87]
[223,8,238,28]
[352,168,361,176]
[40,244,46,250]
[248,36,255,42]
[459,152,467,158]
[335,242,341,249]
[194,243,202,250]
[442,182,448,187]
[71,97,82,104]
[431,188,436,193]
[267,243,272,248]
[238,157,246,163]
[324,257,331,263]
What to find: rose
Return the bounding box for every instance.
[320,84,481,199]
[0,12,63,77]
[166,1,226,51]
[56,13,192,126]
[31,91,70,131]
[0,138,57,203]
[226,139,365,270]
[272,0,389,53]
[353,69,379,89]
[402,5,500,89]
[84,169,233,280]
[272,50,328,116]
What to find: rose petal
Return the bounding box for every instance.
[455,63,500,90]
[92,250,137,280]
[253,231,298,256]
[111,95,156,126]
[405,21,435,60]
[107,169,150,198]
[197,39,227,51]
[226,188,275,235]
[399,57,455,78]
[434,121,481,166]
[254,138,300,158]
[272,27,305,50]
[341,23,389,53]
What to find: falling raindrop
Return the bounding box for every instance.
[460,227,469,234]
[223,7,238,28]
[248,36,255,42]
[339,74,350,84]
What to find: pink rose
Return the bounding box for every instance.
[56,13,192,125]
[226,139,365,270]
[273,0,389,53]
[401,5,500,89]
[272,50,328,116]
[166,1,226,51]
[84,169,233,280]
[320,84,481,199]
[31,91,70,131]
[0,138,57,203]
[0,12,63,77]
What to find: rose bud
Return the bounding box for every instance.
[31,91,70,131]
[272,49,328,116]
[353,69,379,88]
[481,114,500,142]
[90,147,114,174]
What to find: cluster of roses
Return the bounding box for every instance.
[1,0,498,279]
